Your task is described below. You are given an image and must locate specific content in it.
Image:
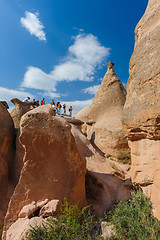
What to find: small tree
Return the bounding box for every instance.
[107,190,160,240]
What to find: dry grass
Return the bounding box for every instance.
[116,151,131,165]
[110,163,125,179]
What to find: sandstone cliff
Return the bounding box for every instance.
[122,0,160,219]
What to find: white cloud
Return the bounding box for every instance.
[0,86,34,111]
[0,87,33,101]
[21,11,46,41]
[73,27,84,32]
[43,91,60,99]
[22,66,55,90]
[61,98,93,115]
[69,34,108,66]
[51,60,94,82]
[82,84,100,95]
[22,33,110,91]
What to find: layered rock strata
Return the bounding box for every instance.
[0,103,15,229]
[87,62,128,155]
[122,0,160,219]
[3,105,86,239]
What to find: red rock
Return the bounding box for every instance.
[2,105,86,239]
[10,98,31,128]
[0,103,15,229]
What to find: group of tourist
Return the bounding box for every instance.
[22,97,73,117]
[50,100,73,117]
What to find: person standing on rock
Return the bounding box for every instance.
[36,101,39,107]
[32,99,37,108]
[23,97,30,103]
[63,104,66,114]
[41,98,45,105]
[69,106,73,117]
[56,102,61,114]
[51,101,56,114]
[50,100,55,106]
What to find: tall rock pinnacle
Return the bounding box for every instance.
[89,62,126,122]
[122,0,160,219]
[87,62,128,155]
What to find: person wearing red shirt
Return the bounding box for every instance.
[41,98,45,105]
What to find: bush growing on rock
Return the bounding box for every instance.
[116,150,131,165]
[26,199,101,240]
[106,189,160,240]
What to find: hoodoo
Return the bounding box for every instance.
[87,62,128,155]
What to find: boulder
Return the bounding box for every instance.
[2,105,86,239]
[10,98,31,128]
[122,0,160,219]
[86,62,128,155]
[6,217,47,240]
[0,103,15,229]
[18,199,49,218]
[39,199,62,217]
[101,221,115,239]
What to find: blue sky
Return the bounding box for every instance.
[0,0,148,114]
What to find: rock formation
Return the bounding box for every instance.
[2,105,86,239]
[75,105,91,122]
[74,106,92,136]
[0,101,9,109]
[82,62,128,155]
[0,103,15,229]
[122,0,160,219]
[6,217,47,240]
[61,115,84,127]
[71,125,131,217]
[10,98,31,128]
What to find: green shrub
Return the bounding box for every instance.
[106,189,160,240]
[0,226,3,237]
[26,199,101,240]
[116,151,131,164]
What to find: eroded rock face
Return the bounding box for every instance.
[74,105,92,122]
[3,105,86,239]
[122,0,160,219]
[87,62,128,155]
[10,98,31,128]
[0,103,15,229]
[71,125,131,217]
